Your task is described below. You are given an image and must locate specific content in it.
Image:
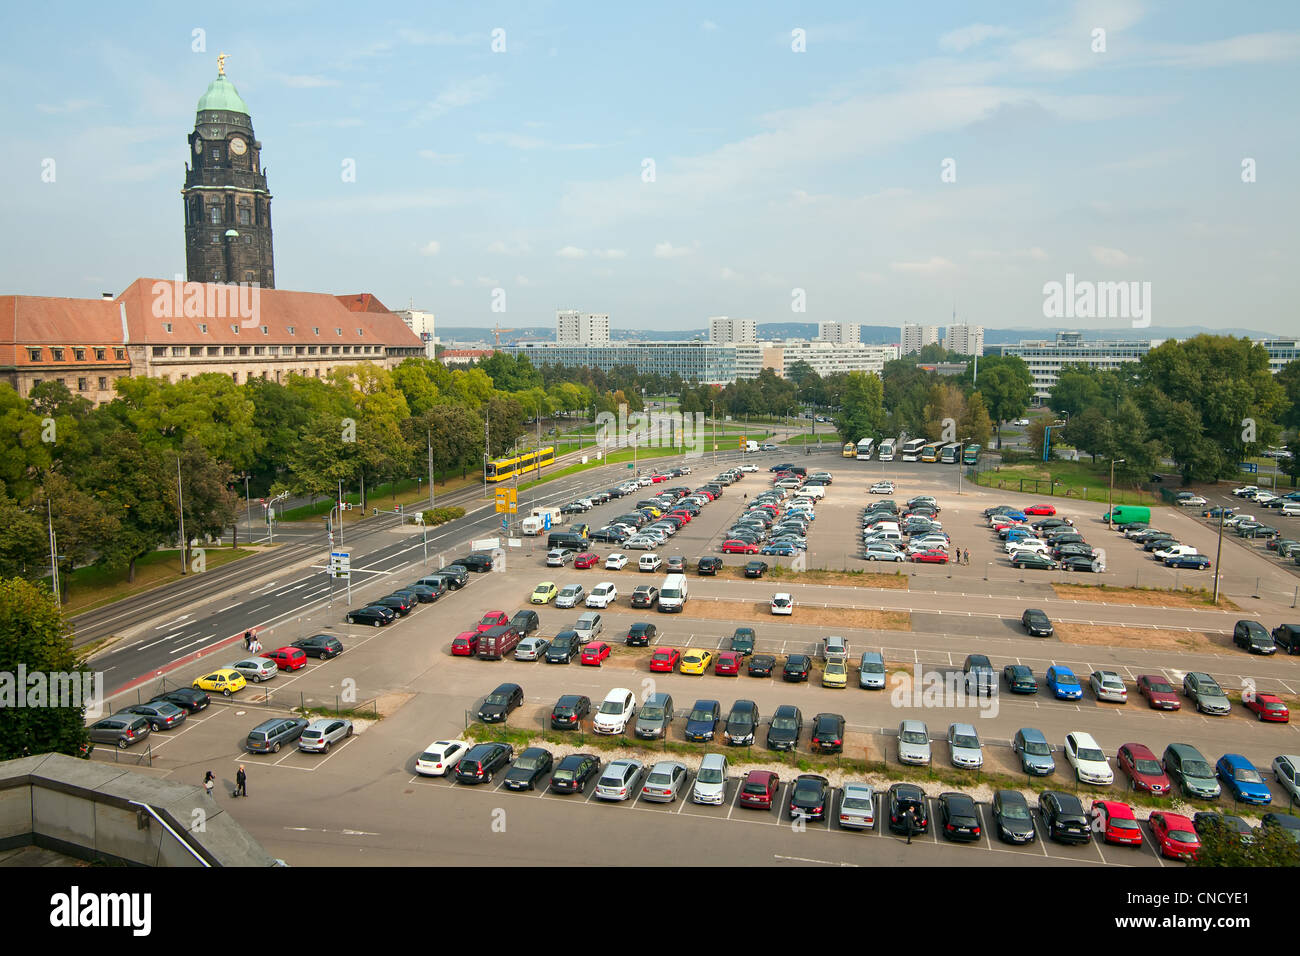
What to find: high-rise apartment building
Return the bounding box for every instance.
[708,316,757,344]
[943,324,984,356]
[817,322,861,345]
[901,324,940,354]
[556,310,610,344]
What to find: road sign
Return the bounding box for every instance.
[494,487,517,513]
[1240,461,1258,474]
[329,551,351,580]
[501,516,508,531]
[543,513,552,531]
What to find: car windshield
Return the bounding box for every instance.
[794,781,822,798]
[640,707,664,720]
[1234,767,1263,783]
[1000,802,1031,820]
[485,694,508,706]
[647,772,672,786]
[689,708,714,721]
[1024,740,1051,756]
[1056,673,1079,686]
[1148,681,1174,693]
[1135,759,1163,775]
[863,661,884,673]
[1184,760,1213,777]
[598,700,625,714]
[514,756,541,771]
[698,767,725,784]
[953,733,979,749]
[901,730,928,745]
[1112,818,1142,831]
[772,717,798,731]
[1078,747,1106,762]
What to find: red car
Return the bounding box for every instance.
[1091,800,1144,847]
[451,631,479,656]
[574,551,600,569]
[262,646,307,671]
[1116,742,1172,795]
[722,540,760,554]
[738,769,779,810]
[649,648,680,673]
[1136,675,1181,710]
[668,511,692,524]
[715,651,743,676]
[651,474,668,483]
[909,549,949,564]
[475,611,510,634]
[1245,692,1290,722]
[1023,504,1057,516]
[695,489,716,501]
[580,641,611,666]
[1148,811,1201,861]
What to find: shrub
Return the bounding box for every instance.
[422,506,466,526]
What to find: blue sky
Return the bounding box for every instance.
[2,0,1298,334]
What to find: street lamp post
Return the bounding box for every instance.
[243,474,252,538]
[956,437,971,494]
[1212,508,1226,605]
[1107,459,1125,528]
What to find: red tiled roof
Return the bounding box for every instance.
[335,293,392,313]
[0,295,123,367]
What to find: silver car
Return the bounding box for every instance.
[514,636,551,661]
[839,782,876,830]
[858,651,886,689]
[554,585,585,609]
[297,718,353,752]
[1089,670,1128,703]
[595,759,644,801]
[692,753,729,805]
[1183,672,1231,715]
[226,657,278,683]
[897,720,932,766]
[947,722,984,769]
[640,761,688,803]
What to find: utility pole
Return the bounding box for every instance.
[47,499,60,604]
[426,429,435,512]
[1212,508,1225,605]
[1107,458,1125,528]
[243,473,252,538]
[956,437,971,494]
[176,455,187,574]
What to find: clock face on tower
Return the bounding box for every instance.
[229,137,247,155]
[194,140,202,154]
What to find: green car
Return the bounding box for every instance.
[1011,551,1056,570]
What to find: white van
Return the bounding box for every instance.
[798,484,825,500]
[659,573,688,612]
[520,516,544,536]
[745,440,759,453]
[639,553,663,573]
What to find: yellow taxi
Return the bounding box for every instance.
[192,668,247,697]
[530,581,558,605]
[679,649,714,675]
[821,659,848,689]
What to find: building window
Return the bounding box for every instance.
[223,346,235,356]
[209,206,221,223]
[335,328,343,336]
[56,378,65,386]
[51,348,64,361]
[312,327,319,335]
[98,377,107,390]
[26,348,41,361]
[198,323,208,333]
[190,346,203,356]
[243,236,251,245]
[180,374,189,381]
[74,348,86,361]
[211,235,220,244]
[239,346,249,356]
[95,348,105,360]
[211,149,220,161]
[172,347,185,357]
[286,326,295,335]
[114,348,125,360]
[261,326,268,335]
[239,207,250,226]
[77,378,87,391]
[163,322,173,333]
[231,372,238,383]
[207,346,219,356]
[31,378,41,388]
[356,329,364,336]
[254,346,265,356]
[212,270,222,280]
[230,325,239,335]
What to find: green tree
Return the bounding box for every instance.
[1193,818,1300,867]
[0,383,52,500]
[177,438,239,560]
[0,484,46,579]
[1048,363,1103,419]
[960,392,994,447]
[972,357,1034,448]
[0,578,91,760]
[835,371,885,444]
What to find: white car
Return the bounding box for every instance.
[586,582,618,607]
[911,535,951,550]
[415,739,469,777]
[870,482,895,494]
[1225,513,1255,528]
[770,593,793,615]
[1153,545,1198,561]
[692,753,729,805]
[639,553,663,573]
[839,782,876,830]
[1005,538,1049,554]
[1015,418,1030,426]
[593,687,636,734]
[604,552,628,570]
[1253,492,1277,504]
[554,584,585,609]
[1176,495,1208,507]
[739,464,758,473]
[864,544,905,561]
[1233,485,1259,497]
[1089,670,1128,703]
[1064,731,1114,785]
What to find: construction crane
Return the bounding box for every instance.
[491,324,514,348]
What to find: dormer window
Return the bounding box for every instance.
[287,326,295,335]
[163,323,173,333]
[335,328,343,336]
[231,324,240,335]
[261,326,269,335]
[198,324,208,333]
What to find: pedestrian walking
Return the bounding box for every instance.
[244,630,253,651]
[963,548,969,565]
[235,765,247,798]
[905,807,915,844]
[203,771,215,797]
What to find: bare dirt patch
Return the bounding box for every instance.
[719,567,910,590]
[1054,622,1229,655]
[1052,583,1239,611]
[682,599,910,631]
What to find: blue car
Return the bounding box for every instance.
[1045,666,1083,700]
[1165,554,1211,570]
[1006,527,1036,542]
[1001,511,1027,523]
[1216,754,1272,805]
[761,544,797,556]
[683,699,721,743]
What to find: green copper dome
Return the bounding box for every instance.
[197,75,250,115]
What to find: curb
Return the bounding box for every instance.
[107,626,270,700]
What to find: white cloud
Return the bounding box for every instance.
[968,247,1050,261]
[419,240,441,256]
[413,75,502,124]
[702,20,719,31]
[449,277,465,287]
[719,267,743,280]
[475,276,499,287]
[486,240,533,255]
[515,274,534,287]
[556,246,587,259]
[890,257,956,274]
[939,24,1012,52]
[654,241,696,258]
[1089,245,1137,267]
[593,249,627,259]
[1144,31,1300,68]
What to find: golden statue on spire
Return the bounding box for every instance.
[217,52,229,76]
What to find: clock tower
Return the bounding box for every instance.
[183,56,275,288]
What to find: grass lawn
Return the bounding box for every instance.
[516,444,696,491]
[781,432,838,445]
[52,546,264,616]
[973,460,1159,506]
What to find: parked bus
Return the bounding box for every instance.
[939,442,962,464]
[878,438,897,462]
[962,443,981,466]
[855,437,876,461]
[900,438,927,462]
[842,442,857,458]
[485,446,556,483]
[920,443,941,463]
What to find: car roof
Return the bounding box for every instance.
[602,687,632,700]
[1071,730,1100,747]
[700,753,727,769]
[1121,741,1159,758]
[649,760,685,772]
[950,722,978,735]
[900,718,927,732]
[1018,726,1048,742]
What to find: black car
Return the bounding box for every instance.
[478,683,524,723]
[1141,537,1178,552]
[766,705,802,751]
[405,584,439,603]
[625,622,657,646]
[1060,555,1101,572]
[1192,811,1252,844]
[346,605,397,627]
[747,653,775,677]
[1021,608,1054,637]
[454,742,513,784]
[292,634,344,659]
[788,774,830,821]
[1002,664,1038,694]
[547,630,582,664]
[744,561,769,579]
[418,576,452,597]
[549,753,600,793]
[441,565,470,588]
[887,783,929,834]
[782,654,811,682]
[697,557,723,575]
[1039,790,1091,844]
[938,792,983,842]
[589,527,624,543]
[810,712,845,754]
[730,627,756,656]
[503,747,554,791]
[454,553,494,572]
[991,790,1037,844]
[550,694,591,729]
[1233,619,1276,654]
[1011,552,1056,570]
[375,593,415,616]
[150,687,209,714]
[510,609,540,636]
[723,699,760,746]
[630,586,659,609]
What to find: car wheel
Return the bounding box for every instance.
[324,741,331,752]
[346,725,353,737]
[117,738,129,749]
[273,742,281,753]
[251,674,261,683]
[223,689,232,697]
[374,621,382,628]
